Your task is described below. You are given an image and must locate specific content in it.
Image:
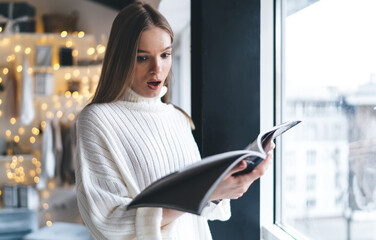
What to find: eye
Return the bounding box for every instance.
[161,52,171,58]
[137,56,148,62]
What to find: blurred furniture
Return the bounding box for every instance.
[0,208,37,240]
[22,222,90,240]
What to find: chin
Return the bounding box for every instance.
[143,90,161,98]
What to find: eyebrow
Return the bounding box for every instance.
[137,46,172,53]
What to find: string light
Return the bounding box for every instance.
[5,130,11,137]
[6,156,39,184]
[87,47,95,55]
[41,121,47,130]
[72,49,78,57]
[10,118,16,125]
[14,45,21,52]
[72,91,79,98]
[54,102,61,109]
[25,47,31,54]
[32,127,40,135]
[64,73,71,80]
[18,127,25,135]
[65,100,73,108]
[73,69,80,77]
[41,103,48,110]
[65,91,72,98]
[29,170,36,177]
[68,113,75,121]
[0,33,103,188]
[97,44,106,54]
[56,111,63,118]
[66,40,73,48]
[46,221,53,227]
[34,176,39,183]
[16,65,23,72]
[6,55,15,62]
[46,111,54,119]
[60,31,68,38]
[78,31,85,38]
[42,191,50,199]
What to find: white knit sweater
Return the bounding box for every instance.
[75,87,231,240]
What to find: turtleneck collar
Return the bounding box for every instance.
[122,86,168,104]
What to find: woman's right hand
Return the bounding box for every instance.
[209,150,273,201]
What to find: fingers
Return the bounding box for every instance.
[227,160,247,176]
[251,152,273,177]
[270,141,276,151]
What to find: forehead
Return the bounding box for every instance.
[138,27,171,50]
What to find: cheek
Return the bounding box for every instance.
[163,60,172,73]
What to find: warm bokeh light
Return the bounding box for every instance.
[18,127,25,135]
[25,47,31,54]
[5,130,11,137]
[32,127,40,135]
[64,72,71,80]
[41,103,48,110]
[87,47,95,55]
[16,65,23,72]
[34,176,40,183]
[60,31,68,38]
[14,45,21,52]
[10,118,16,125]
[66,40,73,48]
[78,31,85,38]
[65,91,72,98]
[56,111,63,118]
[73,69,80,77]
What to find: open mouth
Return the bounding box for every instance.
[147,80,162,89]
[148,81,161,87]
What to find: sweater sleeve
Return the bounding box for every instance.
[200,199,231,221]
[75,107,168,240]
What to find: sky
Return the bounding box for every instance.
[285,0,376,91]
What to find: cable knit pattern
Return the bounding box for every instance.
[75,87,231,240]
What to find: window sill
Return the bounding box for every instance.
[261,224,309,240]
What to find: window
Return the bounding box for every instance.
[306,150,316,166]
[306,175,316,191]
[272,0,376,239]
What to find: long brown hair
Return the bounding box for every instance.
[90,2,194,129]
[91,2,173,104]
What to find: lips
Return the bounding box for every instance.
[147,80,162,90]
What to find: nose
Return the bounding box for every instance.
[150,57,162,75]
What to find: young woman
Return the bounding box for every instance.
[75,2,273,239]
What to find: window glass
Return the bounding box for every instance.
[278,0,376,239]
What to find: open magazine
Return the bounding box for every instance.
[127,120,301,215]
